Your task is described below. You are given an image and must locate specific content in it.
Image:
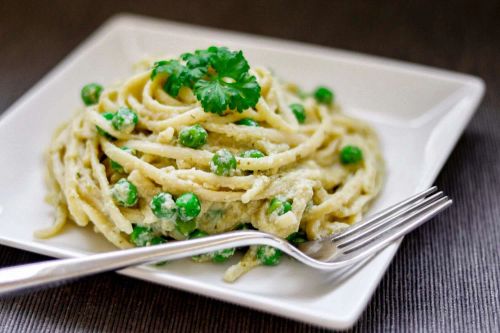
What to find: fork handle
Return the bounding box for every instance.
[0,231,276,297]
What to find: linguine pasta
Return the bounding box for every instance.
[39,47,384,282]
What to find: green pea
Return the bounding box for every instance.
[239,149,265,159]
[110,146,135,173]
[176,219,197,236]
[81,83,103,106]
[130,225,154,247]
[176,192,201,221]
[267,197,292,216]
[130,226,166,247]
[179,124,208,148]
[339,145,363,165]
[111,107,138,133]
[286,230,308,246]
[96,112,116,140]
[235,118,259,127]
[111,178,138,207]
[150,192,177,220]
[314,86,334,105]
[257,246,282,266]
[210,149,237,176]
[289,103,306,124]
[212,248,235,263]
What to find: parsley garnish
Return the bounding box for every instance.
[150,59,205,97]
[151,46,261,115]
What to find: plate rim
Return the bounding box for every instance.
[0,13,485,329]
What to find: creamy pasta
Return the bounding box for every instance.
[38,47,384,281]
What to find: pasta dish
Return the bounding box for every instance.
[38,46,384,281]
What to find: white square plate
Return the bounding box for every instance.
[0,14,484,329]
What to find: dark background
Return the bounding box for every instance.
[0,0,499,332]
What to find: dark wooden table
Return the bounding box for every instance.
[1,1,499,332]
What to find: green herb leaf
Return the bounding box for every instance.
[208,47,249,80]
[151,60,202,97]
[194,72,260,115]
[151,60,182,80]
[193,79,228,115]
[151,47,261,115]
[181,49,213,68]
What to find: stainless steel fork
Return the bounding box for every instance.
[0,187,451,296]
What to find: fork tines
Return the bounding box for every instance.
[332,187,452,255]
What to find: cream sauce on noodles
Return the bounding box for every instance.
[39,57,384,282]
